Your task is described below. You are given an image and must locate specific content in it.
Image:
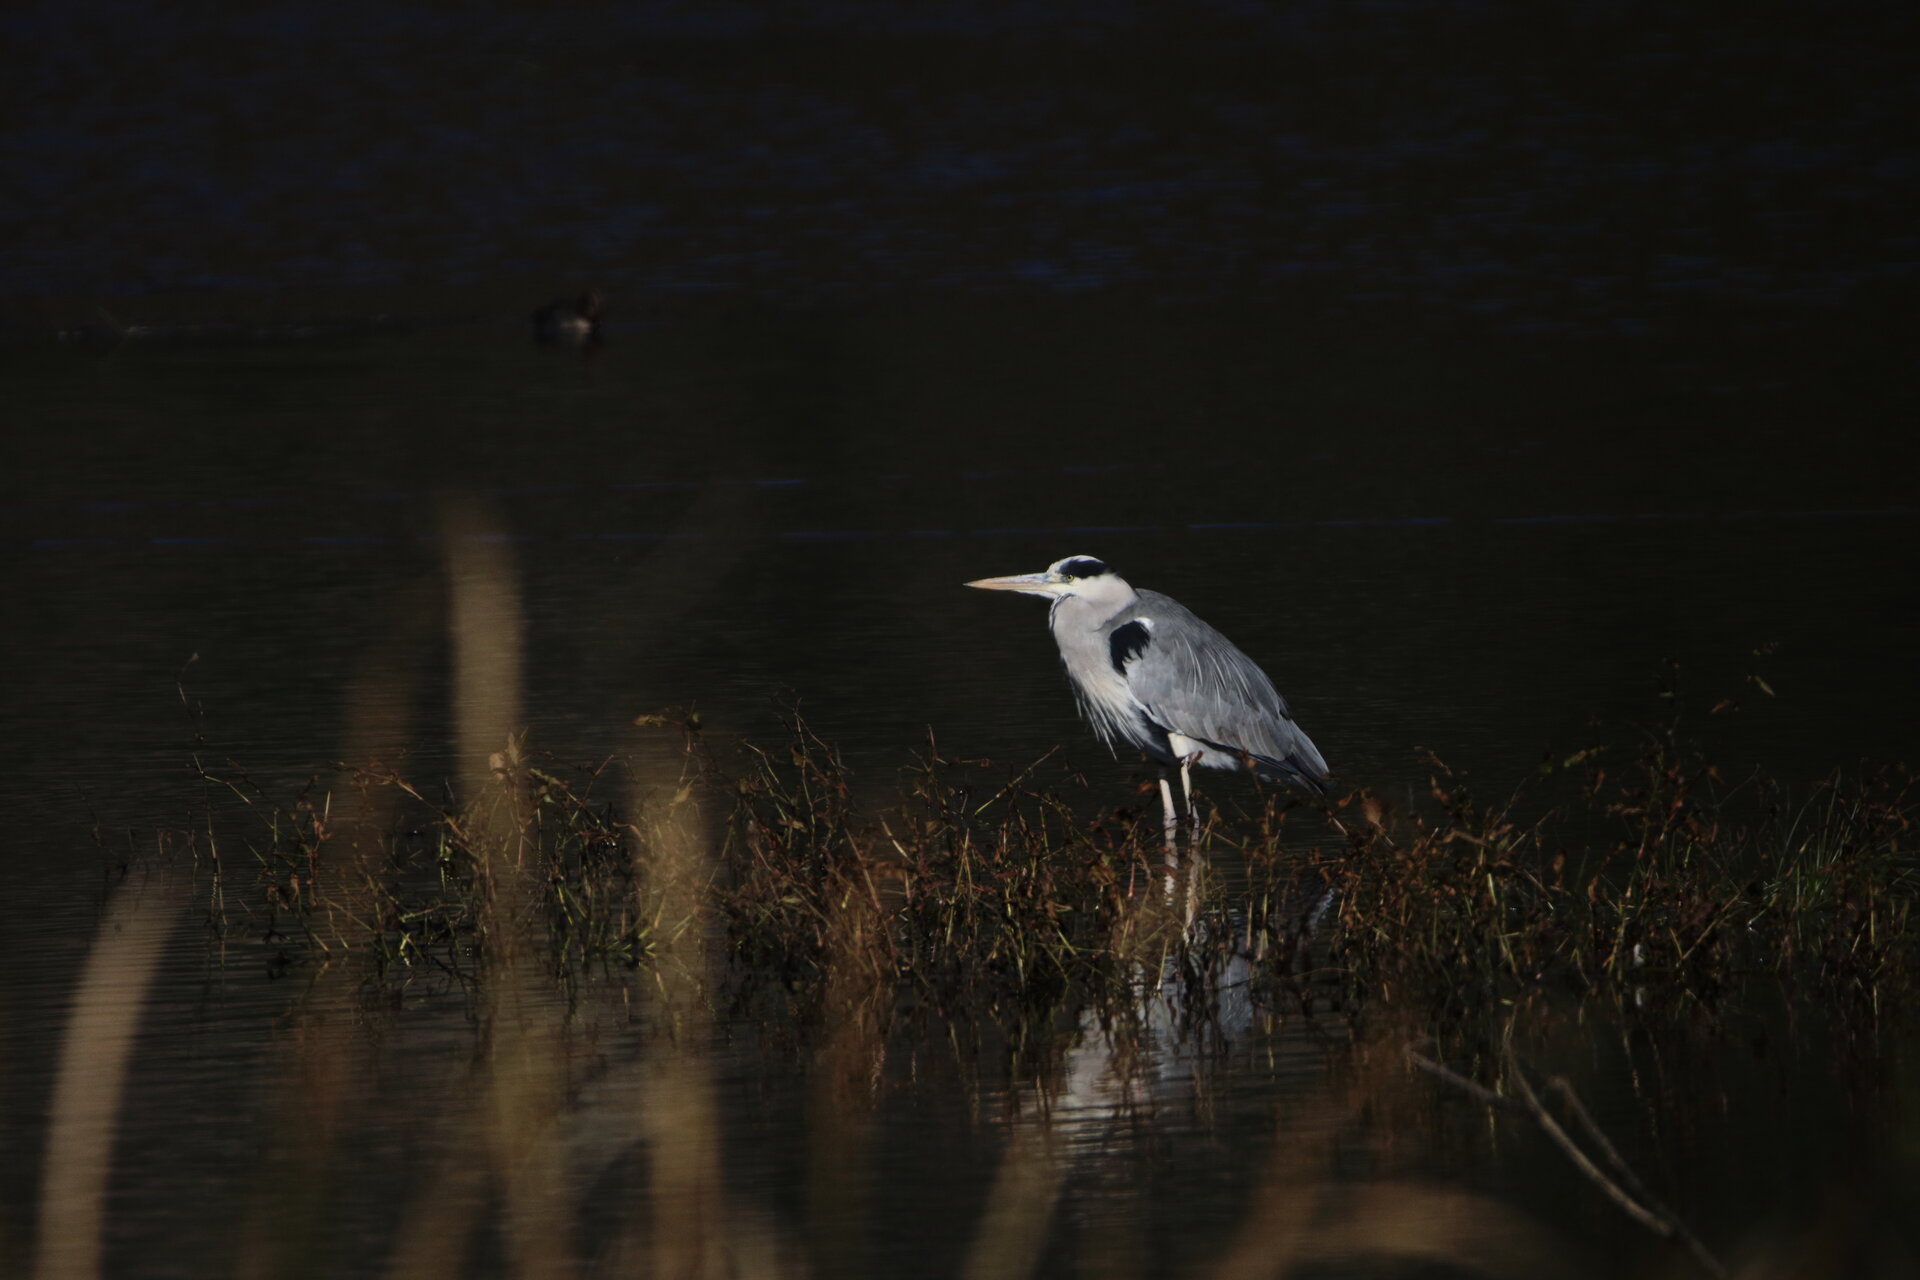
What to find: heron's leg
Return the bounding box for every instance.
[1157,768,1181,884]
[1179,756,1196,820]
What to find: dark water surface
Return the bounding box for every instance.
[5,1,1920,1276]
[3,307,1916,1277]
[5,309,1915,809]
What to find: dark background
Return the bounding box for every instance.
[3,1,1916,338]
[2,4,1918,1276]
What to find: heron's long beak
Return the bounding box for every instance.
[964,572,1062,597]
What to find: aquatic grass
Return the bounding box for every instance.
[181,703,1916,1033]
[704,714,1170,1026]
[1310,727,1916,1011]
[186,740,669,999]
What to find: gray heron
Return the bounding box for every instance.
[966,555,1330,833]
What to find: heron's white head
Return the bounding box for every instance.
[965,555,1134,609]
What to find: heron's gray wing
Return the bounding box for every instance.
[1116,591,1330,790]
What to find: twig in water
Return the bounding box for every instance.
[1406,1049,1524,1114]
[1406,1041,1727,1279]
[1537,1072,1726,1280]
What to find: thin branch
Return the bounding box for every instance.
[1408,1041,1727,1280]
[1502,1047,1687,1244]
[1541,1074,1727,1280]
[1405,1049,1524,1114]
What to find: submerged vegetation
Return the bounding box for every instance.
[1325,735,1915,1007]
[190,707,1916,1026]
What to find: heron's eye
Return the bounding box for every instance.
[1056,557,1108,579]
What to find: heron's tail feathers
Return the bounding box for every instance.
[1247,750,1329,796]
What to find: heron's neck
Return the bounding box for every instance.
[1048,583,1136,634]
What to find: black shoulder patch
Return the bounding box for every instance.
[1109,619,1151,674]
[1058,556,1108,579]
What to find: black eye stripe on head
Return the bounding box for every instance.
[1057,557,1108,579]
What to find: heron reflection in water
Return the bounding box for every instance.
[966,555,1330,836]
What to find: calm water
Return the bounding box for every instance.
[3,308,1915,1277]
[5,2,1920,1275]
